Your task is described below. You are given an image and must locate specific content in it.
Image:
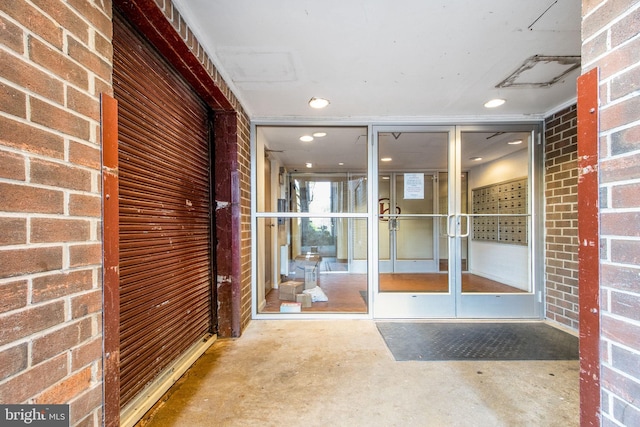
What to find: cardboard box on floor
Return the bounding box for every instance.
[280,302,301,313]
[296,293,312,308]
[279,281,303,301]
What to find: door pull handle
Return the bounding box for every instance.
[447,214,456,237]
[459,214,470,237]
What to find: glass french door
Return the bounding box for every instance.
[456,126,540,318]
[373,125,541,319]
[374,127,456,317]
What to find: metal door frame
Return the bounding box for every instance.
[372,125,457,318]
[371,124,543,319]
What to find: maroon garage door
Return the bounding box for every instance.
[113,12,215,408]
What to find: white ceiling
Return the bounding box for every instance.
[173,0,581,122]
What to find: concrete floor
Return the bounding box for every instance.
[141,320,579,427]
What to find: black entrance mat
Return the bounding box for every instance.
[376,322,578,361]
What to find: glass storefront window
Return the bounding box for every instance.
[255,126,369,314]
[253,124,541,319]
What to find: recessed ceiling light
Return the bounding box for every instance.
[382,176,390,180]
[300,135,314,142]
[313,132,327,137]
[470,157,483,161]
[309,97,330,109]
[381,157,392,162]
[338,162,344,166]
[484,98,506,108]
[305,162,313,168]
[507,140,523,145]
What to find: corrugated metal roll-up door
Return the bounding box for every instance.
[113,13,215,408]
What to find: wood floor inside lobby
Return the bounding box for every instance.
[262,272,526,313]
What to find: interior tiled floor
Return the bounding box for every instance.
[263,273,367,313]
[262,272,524,313]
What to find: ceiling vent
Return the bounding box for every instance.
[496,55,581,88]
[216,49,299,85]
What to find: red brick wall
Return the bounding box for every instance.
[1,1,252,426]
[237,116,252,331]
[582,0,640,424]
[544,105,579,330]
[0,1,109,425]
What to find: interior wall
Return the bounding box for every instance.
[255,139,268,308]
[269,159,283,287]
[266,155,288,289]
[467,148,529,289]
[276,165,289,282]
[337,218,349,261]
[467,148,528,188]
[255,129,290,291]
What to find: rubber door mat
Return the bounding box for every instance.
[376,322,579,361]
